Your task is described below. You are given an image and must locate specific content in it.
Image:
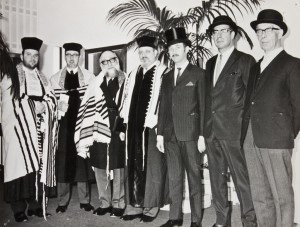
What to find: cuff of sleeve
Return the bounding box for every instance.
[157,135,164,141]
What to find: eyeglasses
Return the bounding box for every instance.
[100,57,117,65]
[212,28,232,36]
[256,27,280,36]
[65,53,79,58]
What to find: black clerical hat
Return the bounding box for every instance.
[136,36,158,49]
[21,37,43,51]
[165,27,191,47]
[63,42,83,53]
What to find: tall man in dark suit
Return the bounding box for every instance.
[157,27,206,227]
[241,9,300,227]
[204,16,257,227]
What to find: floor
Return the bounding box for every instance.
[0,167,298,227]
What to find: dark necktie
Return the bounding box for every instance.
[176,67,181,85]
[70,70,74,75]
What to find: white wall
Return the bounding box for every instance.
[36,0,300,76]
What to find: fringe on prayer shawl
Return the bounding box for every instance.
[106,144,110,190]
[14,64,58,221]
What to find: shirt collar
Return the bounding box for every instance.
[175,60,189,72]
[142,62,156,74]
[67,67,78,74]
[263,47,283,61]
[218,46,235,59]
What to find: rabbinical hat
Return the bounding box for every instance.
[21,37,43,51]
[63,42,83,53]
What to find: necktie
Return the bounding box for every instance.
[108,78,113,86]
[214,54,222,86]
[176,67,181,85]
[70,70,74,75]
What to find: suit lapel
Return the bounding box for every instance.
[215,49,240,86]
[254,50,286,96]
[176,64,192,86]
[209,56,217,89]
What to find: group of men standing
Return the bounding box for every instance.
[1,8,299,227]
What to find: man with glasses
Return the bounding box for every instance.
[120,35,169,223]
[50,42,95,213]
[82,50,126,217]
[203,16,257,227]
[241,9,300,227]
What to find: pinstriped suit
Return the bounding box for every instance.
[157,63,205,224]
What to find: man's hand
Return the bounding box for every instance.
[35,101,45,114]
[119,132,125,141]
[156,135,164,153]
[197,136,206,153]
[58,100,69,112]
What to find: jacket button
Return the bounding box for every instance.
[251,102,255,105]
[212,110,215,114]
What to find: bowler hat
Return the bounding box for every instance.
[136,36,158,49]
[21,37,43,51]
[63,42,82,53]
[207,16,238,35]
[250,9,287,35]
[165,27,191,47]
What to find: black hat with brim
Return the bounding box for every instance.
[165,27,191,47]
[21,37,43,51]
[63,42,83,53]
[207,15,238,35]
[250,9,288,35]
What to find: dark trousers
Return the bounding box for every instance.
[206,136,256,227]
[164,132,202,224]
[57,182,90,206]
[243,123,294,227]
[11,199,40,214]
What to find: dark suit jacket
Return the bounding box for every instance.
[157,63,205,142]
[204,49,256,140]
[241,50,300,149]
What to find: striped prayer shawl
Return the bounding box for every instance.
[53,85,88,100]
[13,64,58,187]
[74,74,111,158]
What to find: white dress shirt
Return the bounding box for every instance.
[213,46,235,85]
[174,60,189,86]
[260,47,283,72]
[67,67,78,74]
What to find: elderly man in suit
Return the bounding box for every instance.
[157,27,205,227]
[241,9,300,227]
[204,16,257,227]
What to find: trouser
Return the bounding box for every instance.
[243,123,294,227]
[123,204,159,217]
[206,136,257,227]
[164,132,202,224]
[11,199,40,214]
[57,182,90,206]
[94,168,125,209]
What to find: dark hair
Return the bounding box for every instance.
[0,32,20,99]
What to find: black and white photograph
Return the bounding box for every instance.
[1,0,300,226]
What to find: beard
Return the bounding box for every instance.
[23,60,38,70]
[104,68,119,78]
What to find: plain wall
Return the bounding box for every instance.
[36,0,300,76]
